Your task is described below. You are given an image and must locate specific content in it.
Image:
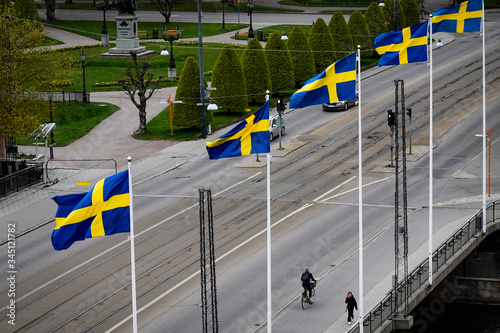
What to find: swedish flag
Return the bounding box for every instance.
[206,101,270,159]
[432,0,482,34]
[375,21,428,67]
[51,170,130,251]
[289,53,356,109]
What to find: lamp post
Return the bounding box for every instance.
[48,89,54,159]
[281,32,288,41]
[162,26,181,81]
[96,0,115,46]
[221,0,228,31]
[80,50,87,103]
[247,0,254,39]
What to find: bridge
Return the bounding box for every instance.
[347,200,500,333]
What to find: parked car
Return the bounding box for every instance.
[322,94,358,111]
[269,115,285,141]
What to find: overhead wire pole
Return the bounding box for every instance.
[198,0,206,138]
[481,0,486,234]
[356,46,364,333]
[428,14,434,287]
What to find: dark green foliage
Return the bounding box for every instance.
[401,0,421,27]
[364,2,388,47]
[383,0,406,31]
[265,32,294,93]
[173,57,212,128]
[328,11,355,60]
[0,0,12,11]
[308,18,336,73]
[13,0,40,22]
[287,27,315,86]
[241,38,272,104]
[348,10,373,57]
[211,44,248,112]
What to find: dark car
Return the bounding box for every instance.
[322,94,358,111]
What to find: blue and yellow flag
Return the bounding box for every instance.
[432,0,482,34]
[289,52,356,109]
[375,21,428,67]
[206,101,270,159]
[51,170,130,251]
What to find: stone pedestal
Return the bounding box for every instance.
[108,14,147,55]
[393,314,413,330]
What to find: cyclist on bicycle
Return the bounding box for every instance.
[301,267,315,303]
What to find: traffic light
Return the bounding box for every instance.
[387,109,395,128]
[277,94,287,115]
[406,108,412,118]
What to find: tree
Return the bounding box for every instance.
[211,44,248,112]
[0,8,71,155]
[14,0,40,22]
[241,38,272,104]
[308,18,335,73]
[401,0,421,27]
[265,32,294,93]
[149,0,191,24]
[287,27,315,86]
[173,57,212,128]
[383,0,406,31]
[120,52,163,134]
[364,2,388,47]
[348,10,373,57]
[328,11,355,61]
[0,0,11,11]
[45,0,56,22]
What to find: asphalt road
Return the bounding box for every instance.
[2,10,500,333]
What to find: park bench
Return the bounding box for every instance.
[264,33,272,40]
[235,30,249,39]
[137,30,148,38]
[164,29,183,37]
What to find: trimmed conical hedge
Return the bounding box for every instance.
[173,57,212,128]
[241,39,272,104]
[365,2,389,47]
[13,0,40,22]
[211,44,248,112]
[348,10,373,57]
[287,27,315,86]
[401,0,421,27]
[328,11,355,60]
[309,18,336,73]
[383,0,406,31]
[265,32,294,93]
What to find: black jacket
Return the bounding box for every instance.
[301,272,315,286]
[345,295,358,310]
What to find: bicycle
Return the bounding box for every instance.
[301,279,317,310]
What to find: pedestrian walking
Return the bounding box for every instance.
[345,291,357,324]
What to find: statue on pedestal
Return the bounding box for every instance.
[117,0,137,15]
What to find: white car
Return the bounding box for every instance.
[269,115,285,141]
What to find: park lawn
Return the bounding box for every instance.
[49,20,248,41]
[16,102,119,147]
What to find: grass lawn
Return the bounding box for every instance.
[16,102,119,147]
[36,1,300,12]
[49,21,248,41]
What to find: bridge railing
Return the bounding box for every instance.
[349,200,500,333]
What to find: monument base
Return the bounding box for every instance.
[107,13,149,56]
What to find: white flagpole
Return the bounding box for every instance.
[265,89,272,333]
[267,153,272,333]
[428,15,434,287]
[127,156,138,333]
[357,46,364,333]
[481,1,487,234]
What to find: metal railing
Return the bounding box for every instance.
[0,164,43,197]
[46,90,90,104]
[349,200,500,333]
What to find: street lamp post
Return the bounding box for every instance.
[221,0,228,31]
[162,26,181,81]
[96,0,115,46]
[80,50,87,103]
[247,0,254,39]
[48,89,54,159]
